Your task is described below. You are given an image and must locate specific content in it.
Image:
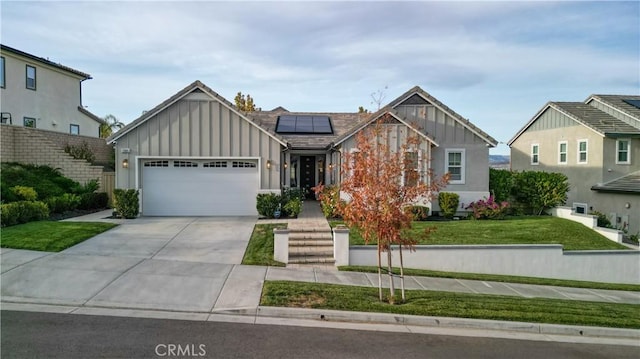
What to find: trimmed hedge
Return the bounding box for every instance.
[78,192,109,210]
[113,189,139,219]
[45,193,81,214]
[438,192,459,219]
[1,201,49,227]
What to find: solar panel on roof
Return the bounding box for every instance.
[275,115,333,134]
[622,99,640,109]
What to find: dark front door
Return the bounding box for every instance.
[300,156,316,199]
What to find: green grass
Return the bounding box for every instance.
[1,221,117,252]
[261,281,640,329]
[330,216,629,250]
[242,223,287,266]
[339,266,640,292]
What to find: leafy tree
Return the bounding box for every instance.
[100,114,124,138]
[512,171,569,215]
[316,117,449,303]
[234,92,257,112]
[358,106,370,114]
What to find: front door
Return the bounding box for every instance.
[299,156,316,199]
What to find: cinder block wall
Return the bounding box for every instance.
[1,124,105,187]
[26,126,113,164]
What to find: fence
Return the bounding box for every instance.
[101,172,115,205]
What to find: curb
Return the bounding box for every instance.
[255,306,640,340]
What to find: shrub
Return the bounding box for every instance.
[45,193,81,214]
[407,205,430,221]
[256,193,282,218]
[113,189,139,219]
[465,196,510,220]
[318,185,341,219]
[1,163,79,201]
[1,201,49,227]
[78,192,109,210]
[10,186,38,202]
[76,179,100,194]
[489,169,514,203]
[283,197,302,218]
[512,171,569,215]
[282,187,304,203]
[438,192,459,219]
[590,211,613,229]
[64,141,95,163]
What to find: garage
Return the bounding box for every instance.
[141,159,259,216]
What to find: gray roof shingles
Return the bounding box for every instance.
[590,94,640,120]
[591,171,640,194]
[552,102,640,135]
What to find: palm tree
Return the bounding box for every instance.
[100,114,124,138]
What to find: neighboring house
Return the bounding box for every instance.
[107,81,497,216]
[508,95,640,235]
[0,44,104,137]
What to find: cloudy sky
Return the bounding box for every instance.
[2,1,638,154]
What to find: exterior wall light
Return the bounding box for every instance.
[122,158,129,169]
[266,160,271,170]
[328,163,334,171]
[625,202,631,209]
[284,162,288,169]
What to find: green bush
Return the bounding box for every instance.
[45,193,81,214]
[489,169,514,203]
[1,201,49,227]
[590,211,613,229]
[256,193,282,218]
[407,205,430,221]
[282,187,304,202]
[318,185,342,219]
[113,189,139,219]
[283,197,302,218]
[465,196,510,220]
[78,192,109,210]
[512,171,569,215]
[438,192,459,219]
[10,186,38,201]
[1,163,79,201]
[64,141,95,163]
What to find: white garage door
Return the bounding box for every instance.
[141,159,259,216]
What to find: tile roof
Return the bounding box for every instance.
[588,94,640,120]
[552,102,640,135]
[1,44,91,80]
[591,171,640,194]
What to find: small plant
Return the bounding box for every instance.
[64,141,96,163]
[283,197,302,218]
[256,193,282,218]
[407,205,430,221]
[465,196,510,220]
[590,211,613,229]
[45,193,81,214]
[1,201,49,227]
[10,186,38,201]
[317,185,342,219]
[438,192,459,219]
[78,192,109,210]
[113,189,139,219]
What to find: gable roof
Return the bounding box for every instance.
[591,171,640,194]
[508,101,640,146]
[1,44,91,80]
[77,106,105,125]
[586,94,640,121]
[107,81,287,146]
[388,86,498,147]
[332,106,438,148]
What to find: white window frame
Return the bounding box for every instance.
[577,139,588,164]
[616,139,631,165]
[531,144,539,165]
[445,148,465,184]
[558,141,568,165]
[402,149,422,187]
[26,65,36,90]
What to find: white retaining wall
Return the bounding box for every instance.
[347,245,639,284]
[550,207,624,243]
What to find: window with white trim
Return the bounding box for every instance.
[70,124,79,135]
[531,144,539,165]
[26,65,36,90]
[558,141,567,164]
[445,149,465,184]
[577,140,587,164]
[616,139,630,164]
[403,151,420,187]
[203,161,228,168]
[144,160,168,167]
[23,117,36,128]
[232,161,256,168]
[174,161,198,167]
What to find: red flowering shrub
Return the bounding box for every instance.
[465,196,509,220]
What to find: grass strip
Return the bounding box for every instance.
[1,221,117,252]
[339,266,640,292]
[242,223,287,266]
[261,280,640,329]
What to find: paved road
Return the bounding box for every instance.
[2,311,637,359]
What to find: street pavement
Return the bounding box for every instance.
[1,209,639,346]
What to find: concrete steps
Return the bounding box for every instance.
[288,229,335,265]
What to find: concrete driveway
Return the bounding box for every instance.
[62,216,256,264]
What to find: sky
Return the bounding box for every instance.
[2,1,638,155]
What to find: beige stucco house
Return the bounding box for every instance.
[108,81,497,216]
[508,95,640,235]
[0,44,104,137]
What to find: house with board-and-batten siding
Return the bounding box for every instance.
[108,81,497,216]
[508,94,640,235]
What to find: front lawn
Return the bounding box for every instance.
[1,221,117,252]
[330,216,629,250]
[261,281,640,329]
[242,223,287,266]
